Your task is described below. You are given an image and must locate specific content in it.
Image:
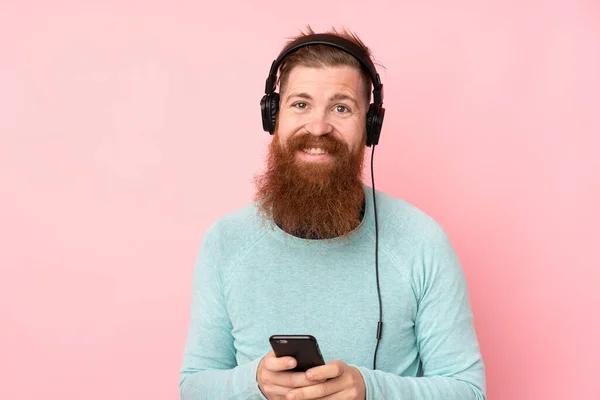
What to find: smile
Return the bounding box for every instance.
[302,148,328,155]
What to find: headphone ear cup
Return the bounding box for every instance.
[260,94,272,133]
[366,104,385,146]
[268,93,279,134]
[260,93,280,134]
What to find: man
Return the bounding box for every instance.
[179,26,486,400]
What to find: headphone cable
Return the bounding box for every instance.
[371,144,383,370]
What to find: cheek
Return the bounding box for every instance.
[342,121,366,151]
[277,115,303,140]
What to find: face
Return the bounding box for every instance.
[253,65,369,239]
[277,65,369,163]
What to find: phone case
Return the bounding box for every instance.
[269,335,326,372]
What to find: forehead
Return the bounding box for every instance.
[283,65,365,94]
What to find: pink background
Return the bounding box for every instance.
[1,1,599,399]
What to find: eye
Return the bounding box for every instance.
[293,102,308,109]
[334,105,350,113]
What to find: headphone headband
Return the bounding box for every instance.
[264,33,384,105]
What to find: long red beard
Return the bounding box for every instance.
[253,132,366,239]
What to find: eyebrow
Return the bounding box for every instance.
[285,92,360,109]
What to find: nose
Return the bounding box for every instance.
[305,113,333,137]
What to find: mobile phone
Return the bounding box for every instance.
[269,335,326,372]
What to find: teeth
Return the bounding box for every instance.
[303,148,327,155]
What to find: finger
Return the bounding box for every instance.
[286,377,345,400]
[259,372,326,398]
[305,360,345,381]
[270,371,327,389]
[259,382,294,397]
[315,391,355,400]
[264,354,298,372]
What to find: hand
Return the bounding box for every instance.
[285,360,366,400]
[257,351,327,400]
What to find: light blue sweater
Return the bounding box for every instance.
[179,185,486,399]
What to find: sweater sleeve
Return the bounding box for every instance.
[179,223,267,400]
[355,223,486,399]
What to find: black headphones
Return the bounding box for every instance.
[260,33,386,147]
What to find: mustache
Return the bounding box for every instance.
[287,134,347,155]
